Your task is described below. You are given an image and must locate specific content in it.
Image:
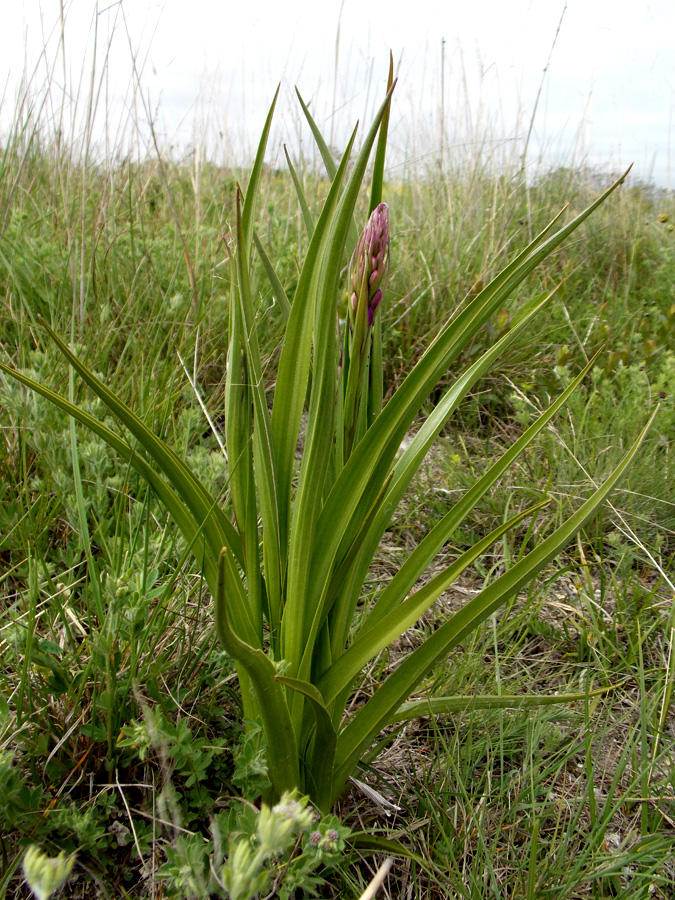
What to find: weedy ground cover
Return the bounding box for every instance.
[1,43,674,900]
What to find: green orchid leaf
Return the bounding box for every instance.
[326,290,558,658]
[37,319,242,568]
[331,408,655,799]
[318,500,550,705]
[295,86,359,248]
[283,145,314,238]
[240,85,279,253]
[235,189,283,635]
[370,52,395,214]
[310,172,630,625]
[216,549,298,795]
[295,87,338,181]
[270,125,358,573]
[360,349,602,638]
[276,675,337,810]
[281,84,397,686]
[387,683,615,726]
[253,231,292,321]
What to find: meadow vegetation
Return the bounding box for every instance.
[1,44,675,900]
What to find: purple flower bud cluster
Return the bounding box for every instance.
[307,828,341,854]
[348,203,390,327]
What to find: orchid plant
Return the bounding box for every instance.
[1,62,653,817]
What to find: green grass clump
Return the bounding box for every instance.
[1,50,675,900]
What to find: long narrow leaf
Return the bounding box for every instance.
[282,85,397,681]
[369,52,394,214]
[283,145,314,238]
[318,501,549,705]
[229,87,281,634]
[347,833,425,864]
[386,684,615,726]
[235,190,283,634]
[0,361,257,645]
[253,232,292,321]
[276,676,337,811]
[297,472,394,687]
[270,127,358,571]
[309,171,630,625]
[295,88,338,180]
[331,407,655,798]
[224,270,263,638]
[295,86,360,249]
[360,350,602,636]
[215,550,298,797]
[241,86,280,253]
[38,320,244,568]
[326,290,556,656]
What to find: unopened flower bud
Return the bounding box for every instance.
[257,791,314,857]
[347,203,390,328]
[320,829,340,852]
[221,841,268,900]
[22,846,76,900]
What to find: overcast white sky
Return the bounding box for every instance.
[1,0,673,185]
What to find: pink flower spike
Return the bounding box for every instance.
[346,201,390,326]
